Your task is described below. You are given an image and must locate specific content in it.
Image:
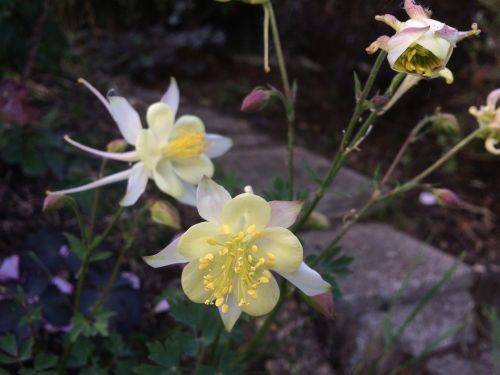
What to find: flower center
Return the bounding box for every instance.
[161,131,207,158]
[200,224,275,313]
[394,43,444,76]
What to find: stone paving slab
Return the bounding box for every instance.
[355,291,475,358]
[426,352,491,375]
[300,223,473,316]
[217,146,372,218]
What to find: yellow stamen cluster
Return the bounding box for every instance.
[161,131,207,158]
[394,43,444,75]
[200,224,275,313]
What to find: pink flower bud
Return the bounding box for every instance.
[43,194,67,212]
[432,188,462,209]
[371,95,390,108]
[106,138,128,153]
[240,88,272,113]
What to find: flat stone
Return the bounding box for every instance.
[300,223,473,315]
[217,146,372,218]
[426,352,490,375]
[355,291,475,359]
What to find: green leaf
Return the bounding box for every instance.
[70,313,90,342]
[133,364,170,375]
[0,368,11,375]
[304,161,322,185]
[0,334,17,356]
[18,337,34,361]
[0,352,17,364]
[34,352,58,371]
[353,71,362,101]
[146,341,178,368]
[64,233,86,260]
[89,251,112,262]
[382,314,394,349]
[19,306,42,327]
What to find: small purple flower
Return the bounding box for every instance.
[59,245,70,258]
[419,191,437,206]
[154,299,170,313]
[121,272,140,290]
[52,276,74,295]
[0,255,20,282]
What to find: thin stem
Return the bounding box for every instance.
[265,1,295,200]
[238,281,287,362]
[90,237,133,315]
[312,128,482,266]
[380,116,433,187]
[67,198,88,247]
[292,51,386,232]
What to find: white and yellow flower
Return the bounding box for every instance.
[47,78,232,206]
[144,177,331,331]
[366,0,480,82]
[469,88,500,155]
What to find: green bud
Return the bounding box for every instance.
[150,201,181,229]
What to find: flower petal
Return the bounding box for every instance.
[387,26,430,67]
[161,77,180,117]
[136,129,162,169]
[120,162,149,206]
[197,177,232,224]
[108,95,142,145]
[181,261,212,303]
[172,155,214,185]
[170,115,206,139]
[218,294,242,332]
[404,0,430,20]
[375,14,401,31]
[146,102,174,142]
[277,262,330,296]
[48,168,132,196]
[220,193,271,232]
[79,78,141,145]
[366,35,391,55]
[487,89,500,111]
[204,134,233,158]
[379,74,422,115]
[177,182,197,207]
[143,237,189,268]
[239,274,280,316]
[178,222,225,260]
[416,33,451,61]
[64,135,139,162]
[268,200,303,228]
[438,68,454,84]
[153,159,185,198]
[254,227,303,273]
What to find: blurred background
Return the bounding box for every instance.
[0,0,499,315]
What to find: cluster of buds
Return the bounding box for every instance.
[367,0,480,83]
[469,89,500,155]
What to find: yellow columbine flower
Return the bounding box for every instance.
[47,78,232,206]
[469,88,500,155]
[366,0,480,82]
[144,177,331,331]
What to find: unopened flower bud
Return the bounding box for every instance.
[305,211,331,230]
[302,290,335,320]
[432,188,462,209]
[43,194,67,212]
[431,112,460,135]
[241,88,272,113]
[106,139,128,153]
[371,95,389,108]
[150,200,181,229]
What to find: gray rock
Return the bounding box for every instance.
[217,146,372,218]
[426,352,491,375]
[301,223,473,315]
[355,291,475,359]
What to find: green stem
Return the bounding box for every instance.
[89,159,108,237]
[312,128,482,266]
[238,281,287,362]
[265,1,295,200]
[67,198,88,247]
[292,51,386,232]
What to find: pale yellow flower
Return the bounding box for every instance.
[144,178,330,331]
[469,88,500,155]
[47,79,232,206]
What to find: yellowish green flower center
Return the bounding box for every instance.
[200,224,275,313]
[394,43,444,76]
[161,131,207,158]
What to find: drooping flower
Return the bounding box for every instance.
[469,88,500,155]
[46,78,232,206]
[366,0,480,82]
[143,177,331,331]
